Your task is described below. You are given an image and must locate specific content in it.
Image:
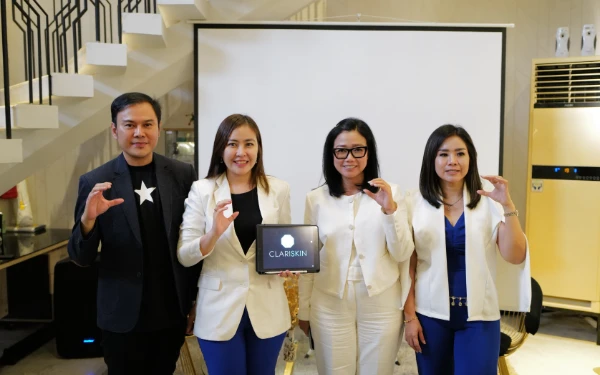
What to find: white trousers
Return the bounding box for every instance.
[310,280,403,375]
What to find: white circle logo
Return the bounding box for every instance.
[281,234,294,249]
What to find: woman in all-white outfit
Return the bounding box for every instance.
[177,114,292,375]
[298,118,414,375]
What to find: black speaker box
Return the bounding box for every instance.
[53,258,103,358]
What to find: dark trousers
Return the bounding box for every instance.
[102,321,186,375]
[198,308,286,375]
[415,307,500,375]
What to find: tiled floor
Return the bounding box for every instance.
[0,310,598,375]
[507,311,600,375]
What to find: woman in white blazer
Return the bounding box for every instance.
[177,114,292,375]
[298,118,414,375]
[403,125,531,375]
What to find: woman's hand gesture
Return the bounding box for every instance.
[363,178,397,214]
[478,176,515,209]
[211,199,239,238]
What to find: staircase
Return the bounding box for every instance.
[0,0,319,195]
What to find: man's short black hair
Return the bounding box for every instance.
[111,92,161,124]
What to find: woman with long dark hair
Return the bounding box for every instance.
[177,114,292,375]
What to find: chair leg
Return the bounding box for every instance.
[596,314,600,345]
[498,356,511,375]
[284,361,295,375]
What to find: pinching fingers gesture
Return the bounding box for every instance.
[211,199,239,238]
[363,178,397,214]
[83,182,124,222]
[477,175,513,207]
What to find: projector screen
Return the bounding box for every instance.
[194,23,506,224]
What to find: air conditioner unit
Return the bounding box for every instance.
[526,56,600,344]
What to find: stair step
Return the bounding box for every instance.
[0,139,23,163]
[0,77,49,106]
[122,13,167,48]
[0,73,94,105]
[0,104,59,129]
[157,0,206,27]
[52,73,94,98]
[79,42,128,75]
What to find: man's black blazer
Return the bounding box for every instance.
[68,153,201,333]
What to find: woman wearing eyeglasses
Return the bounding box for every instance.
[298,118,414,375]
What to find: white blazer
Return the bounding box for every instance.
[177,174,292,340]
[406,181,531,322]
[298,183,414,321]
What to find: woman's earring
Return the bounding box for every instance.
[220,158,224,164]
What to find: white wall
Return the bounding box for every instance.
[160,80,195,130]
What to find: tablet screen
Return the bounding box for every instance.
[256,224,319,274]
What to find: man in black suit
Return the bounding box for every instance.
[68,92,200,375]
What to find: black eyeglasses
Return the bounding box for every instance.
[333,146,368,159]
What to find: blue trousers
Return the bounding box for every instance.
[197,308,286,375]
[415,307,500,375]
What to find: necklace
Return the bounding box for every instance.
[443,196,463,207]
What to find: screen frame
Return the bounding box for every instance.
[193,23,507,177]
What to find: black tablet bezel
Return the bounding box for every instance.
[256,224,320,274]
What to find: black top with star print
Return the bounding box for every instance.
[128,161,181,331]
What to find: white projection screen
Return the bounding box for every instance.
[194,23,506,224]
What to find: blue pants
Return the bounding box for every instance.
[415,307,500,375]
[197,308,286,375]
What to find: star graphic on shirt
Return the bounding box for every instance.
[135,181,156,205]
